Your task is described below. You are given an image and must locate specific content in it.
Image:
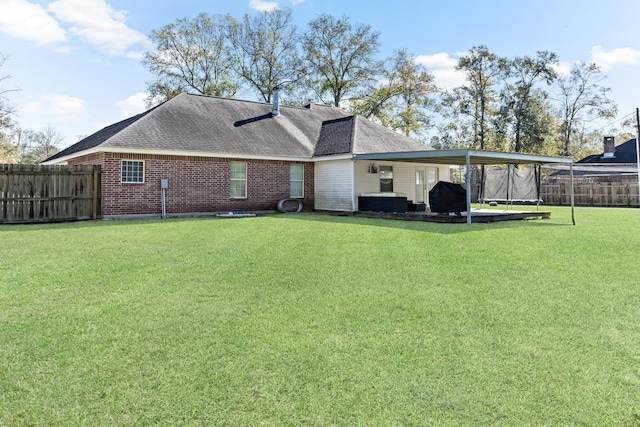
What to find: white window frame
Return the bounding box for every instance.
[230,161,247,199]
[379,165,393,192]
[290,164,304,198]
[121,160,144,183]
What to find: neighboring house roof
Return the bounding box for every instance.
[549,138,639,178]
[46,93,430,163]
[578,138,638,164]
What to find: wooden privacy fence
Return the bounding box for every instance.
[541,182,640,207]
[0,164,101,223]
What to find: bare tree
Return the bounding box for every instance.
[554,62,617,157]
[18,126,63,164]
[142,13,239,106]
[227,8,302,103]
[0,53,14,98]
[1,53,19,129]
[302,14,381,107]
[0,53,20,163]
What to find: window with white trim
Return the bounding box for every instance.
[230,161,247,198]
[379,165,393,192]
[121,160,144,183]
[290,164,304,198]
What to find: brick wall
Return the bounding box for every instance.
[69,153,315,216]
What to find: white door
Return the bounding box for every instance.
[415,169,425,203]
[426,167,439,206]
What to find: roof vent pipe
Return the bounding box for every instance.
[602,136,615,158]
[271,87,280,117]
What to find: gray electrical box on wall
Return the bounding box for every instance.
[160,179,169,188]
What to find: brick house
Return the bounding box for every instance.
[43,93,445,218]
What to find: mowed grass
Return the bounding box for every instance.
[1,207,640,426]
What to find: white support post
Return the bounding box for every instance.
[466,153,472,224]
[570,163,575,225]
[635,108,640,207]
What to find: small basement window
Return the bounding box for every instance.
[121,160,144,183]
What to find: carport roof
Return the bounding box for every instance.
[353,149,573,166]
[355,148,575,225]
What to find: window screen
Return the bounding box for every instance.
[290,164,304,198]
[230,162,247,198]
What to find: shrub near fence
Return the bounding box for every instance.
[0,164,101,223]
[541,182,640,207]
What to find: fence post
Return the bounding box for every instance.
[92,166,99,220]
[626,183,630,207]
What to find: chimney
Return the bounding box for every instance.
[271,87,280,117]
[602,136,615,158]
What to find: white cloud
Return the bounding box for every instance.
[590,45,640,71]
[124,50,145,60]
[0,0,67,46]
[249,0,279,12]
[48,0,151,57]
[21,93,86,121]
[415,52,466,91]
[553,61,572,77]
[115,92,148,118]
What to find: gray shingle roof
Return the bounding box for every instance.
[46,93,431,162]
[352,116,432,154]
[314,116,355,156]
[578,138,638,164]
[46,109,155,162]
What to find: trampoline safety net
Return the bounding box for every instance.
[480,165,541,203]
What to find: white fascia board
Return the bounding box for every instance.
[354,149,573,165]
[465,150,573,164]
[41,158,70,165]
[312,154,354,162]
[42,147,312,164]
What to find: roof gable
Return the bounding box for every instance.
[314,116,355,156]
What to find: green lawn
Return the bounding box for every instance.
[1,207,640,426]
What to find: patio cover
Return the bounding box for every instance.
[353,149,575,224]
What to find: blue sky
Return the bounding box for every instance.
[1,0,639,147]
